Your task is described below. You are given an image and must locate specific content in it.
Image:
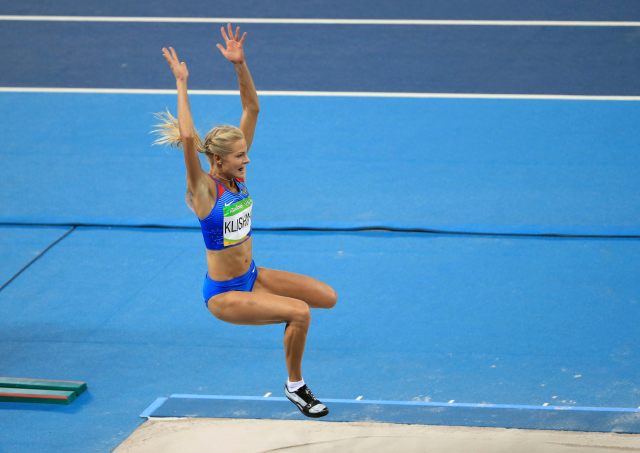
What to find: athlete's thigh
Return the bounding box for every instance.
[253,267,337,309]
[208,290,308,325]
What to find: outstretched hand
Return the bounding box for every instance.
[162,47,189,82]
[216,23,247,64]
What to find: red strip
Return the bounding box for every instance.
[0,392,67,400]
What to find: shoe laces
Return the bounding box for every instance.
[302,386,318,402]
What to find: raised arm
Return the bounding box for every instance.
[162,47,207,193]
[216,24,260,150]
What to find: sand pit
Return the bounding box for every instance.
[115,418,640,453]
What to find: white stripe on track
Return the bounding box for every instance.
[0,15,639,27]
[1,87,639,101]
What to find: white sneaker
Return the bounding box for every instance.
[284,384,329,418]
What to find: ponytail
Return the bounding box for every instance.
[152,110,245,161]
[152,109,205,152]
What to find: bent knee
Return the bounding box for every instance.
[290,299,311,326]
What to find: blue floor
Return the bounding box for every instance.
[1,228,639,450]
[1,2,640,452]
[0,226,71,285]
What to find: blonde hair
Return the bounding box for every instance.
[152,110,244,163]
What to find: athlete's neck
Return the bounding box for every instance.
[211,172,236,189]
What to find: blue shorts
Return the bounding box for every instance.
[203,260,258,307]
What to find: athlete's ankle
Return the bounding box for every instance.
[286,378,305,392]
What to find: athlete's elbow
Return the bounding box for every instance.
[244,103,260,115]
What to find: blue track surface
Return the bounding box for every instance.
[2,0,639,21]
[3,22,640,94]
[0,226,70,286]
[1,3,640,452]
[1,228,640,450]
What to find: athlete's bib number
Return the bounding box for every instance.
[223,197,252,246]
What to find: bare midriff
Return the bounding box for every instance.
[205,236,253,281]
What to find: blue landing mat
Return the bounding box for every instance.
[2,94,639,235]
[143,395,640,433]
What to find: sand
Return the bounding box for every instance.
[114,418,640,453]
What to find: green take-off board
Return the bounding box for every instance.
[0,377,87,393]
[0,377,87,404]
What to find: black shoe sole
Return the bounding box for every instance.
[285,393,330,418]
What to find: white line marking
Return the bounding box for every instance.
[263,392,272,398]
[448,400,455,404]
[139,397,169,418]
[355,395,364,400]
[166,394,640,413]
[1,87,639,101]
[1,15,639,27]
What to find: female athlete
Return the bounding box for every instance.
[155,24,337,418]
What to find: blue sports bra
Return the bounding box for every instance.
[198,175,253,250]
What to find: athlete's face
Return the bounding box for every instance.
[221,139,250,179]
